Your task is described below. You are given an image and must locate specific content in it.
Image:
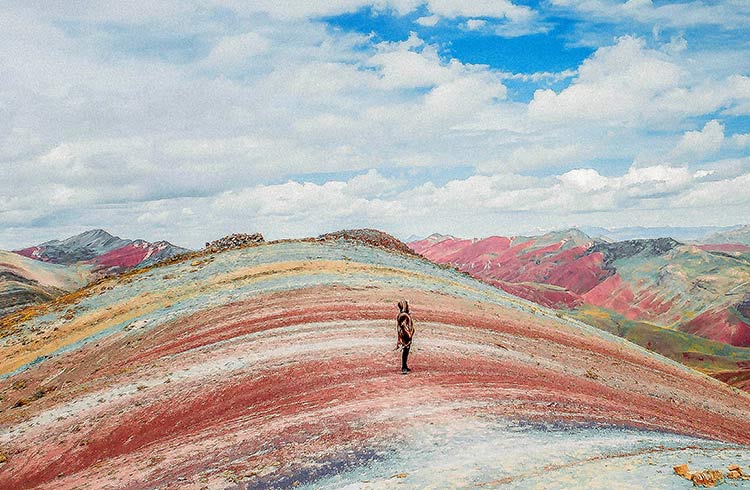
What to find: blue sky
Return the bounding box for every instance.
[0,1,749,248]
[325,5,593,72]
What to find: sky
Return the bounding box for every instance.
[1,0,749,249]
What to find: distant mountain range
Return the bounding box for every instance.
[1,230,189,317]
[14,229,188,269]
[580,225,743,242]
[411,225,747,244]
[702,224,750,245]
[410,227,750,390]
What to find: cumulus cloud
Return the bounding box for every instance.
[465,19,487,30]
[549,0,750,29]
[415,15,440,26]
[368,34,457,89]
[674,172,750,207]
[528,36,682,125]
[425,0,535,22]
[528,36,750,128]
[0,2,748,248]
[203,32,271,70]
[668,120,725,163]
[414,0,550,37]
[729,133,750,149]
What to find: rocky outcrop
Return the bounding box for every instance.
[737,293,750,320]
[317,228,416,256]
[588,237,681,272]
[203,233,265,253]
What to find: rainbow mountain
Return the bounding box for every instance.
[2,230,750,488]
[410,229,750,391]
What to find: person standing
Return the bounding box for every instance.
[396,300,414,374]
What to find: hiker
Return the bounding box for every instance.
[396,300,414,374]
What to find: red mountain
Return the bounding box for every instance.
[14,229,189,273]
[410,230,750,389]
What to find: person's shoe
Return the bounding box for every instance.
[401,368,409,375]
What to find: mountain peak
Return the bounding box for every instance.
[72,228,117,241]
[425,232,459,243]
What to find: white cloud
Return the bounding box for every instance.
[368,36,457,89]
[509,144,593,169]
[550,0,750,29]
[210,0,540,26]
[558,168,609,192]
[0,3,748,249]
[528,36,683,126]
[662,33,687,55]
[425,0,535,23]
[137,210,171,225]
[503,69,577,83]
[345,170,401,198]
[528,36,750,128]
[674,172,750,207]
[668,120,725,163]
[204,32,271,70]
[465,19,487,30]
[415,15,440,26]
[729,133,750,149]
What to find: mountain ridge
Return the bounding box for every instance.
[15,229,188,268]
[410,229,750,390]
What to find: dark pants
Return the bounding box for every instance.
[401,345,410,370]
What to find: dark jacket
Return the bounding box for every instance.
[397,300,414,347]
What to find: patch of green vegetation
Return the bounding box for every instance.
[571,304,750,374]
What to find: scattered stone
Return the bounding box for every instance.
[584,368,600,380]
[221,470,241,483]
[674,464,692,480]
[676,463,750,485]
[726,464,750,480]
[390,472,408,479]
[204,233,264,253]
[0,453,7,464]
[727,469,742,480]
[691,469,723,487]
[12,398,30,408]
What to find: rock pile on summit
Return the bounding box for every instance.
[204,233,264,253]
[317,229,416,256]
